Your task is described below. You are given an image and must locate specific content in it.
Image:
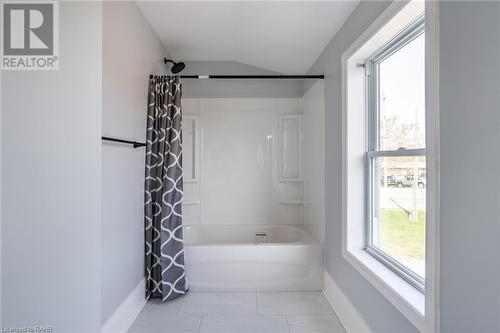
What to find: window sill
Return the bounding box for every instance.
[343,248,426,331]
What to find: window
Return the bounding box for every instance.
[342,2,439,328]
[365,18,426,291]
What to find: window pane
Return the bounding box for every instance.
[372,155,426,278]
[378,33,425,150]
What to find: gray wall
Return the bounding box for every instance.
[1,2,103,332]
[307,1,418,331]
[181,61,304,98]
[101,1,168,324]
[439,2,500,331]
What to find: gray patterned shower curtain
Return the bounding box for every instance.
[144,75,188,301]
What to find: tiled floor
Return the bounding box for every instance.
[128,292,345,333]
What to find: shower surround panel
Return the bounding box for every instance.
[182,98,304,226]
[179,97,325,292]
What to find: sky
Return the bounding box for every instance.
[379,32,425,150]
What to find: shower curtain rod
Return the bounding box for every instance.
[151,74,324,79]
[102,136,146,148]
[104,73,323,148]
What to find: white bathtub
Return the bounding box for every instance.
[183,225,324,292]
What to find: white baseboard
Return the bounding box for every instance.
[323,271,372,333]
[101,278,147,333]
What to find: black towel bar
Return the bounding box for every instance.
[102,136,146,148]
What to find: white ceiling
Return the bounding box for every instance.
[136,1,359,74]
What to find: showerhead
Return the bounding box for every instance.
[164,58,186,74]
[171,61,185,74]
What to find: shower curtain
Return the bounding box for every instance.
[144,75,188,301]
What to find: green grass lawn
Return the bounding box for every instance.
[379,208,425,262]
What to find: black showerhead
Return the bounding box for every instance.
[164,58,186,74]
[171,61,185,74]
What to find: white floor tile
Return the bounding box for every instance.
[141,297,184,316]
[128,315,201,333]
[287,315,345,333]
[179,292,258,315]
[128,292,343,333]
[257,292,334,315]
[199,315,289,333]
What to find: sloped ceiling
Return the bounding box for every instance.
[136,1,359,74]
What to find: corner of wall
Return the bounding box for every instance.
[133,1,172,61]
[101,279,146,333]
[101,0,167,324]
[323,271,372,333]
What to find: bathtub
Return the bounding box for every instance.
[183,225,324,291]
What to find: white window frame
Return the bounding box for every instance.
[365,17,426,293]
[341,1,440,332]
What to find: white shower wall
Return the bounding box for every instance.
[302,82,326,243]
[183,98,302,226]
[182,96,324,240]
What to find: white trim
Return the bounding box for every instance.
[278,200,304,205]
[323,271,372,333]
[0,55,2,327]
[424,1,440,331]
[200,99,206,225]
[183,115,200,183]
[341,1,439,331]
[367,148,426,158]
[343,250,425,329]
[101,278,146,333]
[278,114,303,182]
[183,200,200,206]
